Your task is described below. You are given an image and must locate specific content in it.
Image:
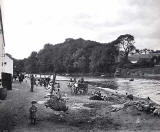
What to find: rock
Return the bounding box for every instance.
[153,108,160,116]
[142,105,150,112]
[45,95,68,112]
[126,94,134,100]
[106,96,116,102]
[136,104,143,111]
[129,78,134,81]
[89,95,104,100]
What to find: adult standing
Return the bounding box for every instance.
[19,74,24,84]
[46,77,50,87]
[30,74,35,92]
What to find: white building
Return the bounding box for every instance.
[3,54,13,75]
[0,4,5,81]
[0,0,8,99]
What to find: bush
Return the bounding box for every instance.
[118,58,154,69]
[136,59,154,68]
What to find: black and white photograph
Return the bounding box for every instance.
[0,0,160,131]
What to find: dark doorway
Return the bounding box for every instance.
[2,72,12,90]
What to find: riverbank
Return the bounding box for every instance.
[37,67,160,81]
[1,79,160,131]
[61,72,160,81]
[115,67,160,80]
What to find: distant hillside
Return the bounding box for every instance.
[15,38,120,74]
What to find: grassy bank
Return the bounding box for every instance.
[86,81,118,90]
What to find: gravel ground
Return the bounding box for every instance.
[1,79,160,132]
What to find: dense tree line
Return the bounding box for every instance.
[13,34,136,75]
[22,38,120,74]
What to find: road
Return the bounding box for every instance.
[0,79,109,132]
[0,80,84,132]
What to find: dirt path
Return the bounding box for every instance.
[1,79,160,132]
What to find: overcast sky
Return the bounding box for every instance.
[1,0,160,59]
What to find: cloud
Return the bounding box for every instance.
[2,0,160,59]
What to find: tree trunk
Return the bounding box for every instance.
[50,72,56,95]
[124,53,129,63]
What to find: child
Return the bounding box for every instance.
[56,88,62,99]
[57,83,60,89]
[29,101,37,125]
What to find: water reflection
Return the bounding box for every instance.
[36,75,160,104]
[85,77,160,104]
[115,78,160,104]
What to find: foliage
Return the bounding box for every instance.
[135,59,154,68]
[24,51,39,73]
[13,59,25,75]
[120,58,154,69]
[15,38,119,74]
[117,34,135,61]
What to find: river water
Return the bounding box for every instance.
[34,74,160,104]
[55,76,160,104]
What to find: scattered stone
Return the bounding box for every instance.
[153,108,160,116]
[126,94,134,100]
[129,78,134,81]
[45,95,68,112]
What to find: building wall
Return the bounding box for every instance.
[0,5,5,80]
[3,55,13,75]
[0,33,5,79]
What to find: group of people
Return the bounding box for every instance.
[68,77,84,86]
[68,77,88,94]
[29,74,62,125]
[30,75,53,92]
[13,73,25,83]
[89,91,104,100]
[38,77,51,87]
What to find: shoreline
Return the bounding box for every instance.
[61,72,160,80]
[88,79,159,103]
[93,84,160,105]
[34,72,160,81]
[1,79,160,131]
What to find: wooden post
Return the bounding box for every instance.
[50,72,56,95]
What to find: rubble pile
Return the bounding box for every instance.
[45,95,68,112]
[89,91,104,100]
[124,99,160,116]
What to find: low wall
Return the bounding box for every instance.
[115,66,160,78]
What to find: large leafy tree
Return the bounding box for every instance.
[117,34,135,62]
[20,38,120,74]
[13,59,25,75]
[24,51,39,73]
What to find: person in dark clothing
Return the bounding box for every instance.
[19,74,24,84]
[29,101,37,125]
[30,75,35,92]
[46,77,51,87]
[43,79,47,88]
[13,75,17,81]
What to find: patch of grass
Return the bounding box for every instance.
[87,81,118,90]
[0,112,16,131]
[83,103,102,109]
[92,116,121,130]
